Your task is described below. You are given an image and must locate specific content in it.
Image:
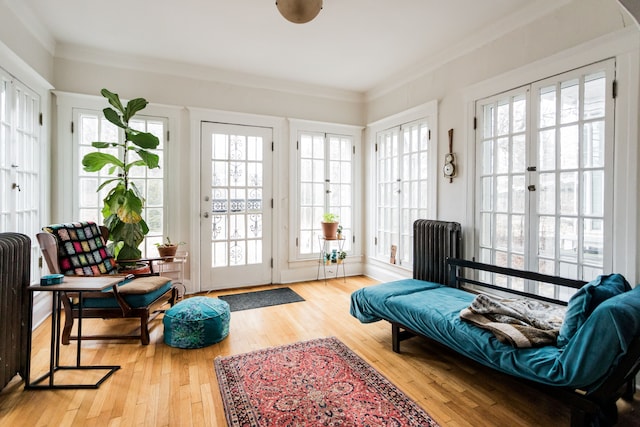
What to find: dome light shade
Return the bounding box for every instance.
[276,0,323,24]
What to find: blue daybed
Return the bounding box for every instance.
[350,220,640,426]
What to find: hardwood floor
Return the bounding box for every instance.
[1,276,638,426]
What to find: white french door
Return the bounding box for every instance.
[475,59,614,297]
[200,122,273,290]
[0,68,42,283]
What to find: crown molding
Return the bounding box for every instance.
[54,43,364,104]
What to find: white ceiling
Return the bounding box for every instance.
[14,0,568,94]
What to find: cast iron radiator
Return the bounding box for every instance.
[412,219,461,285]
[0,233,31,390]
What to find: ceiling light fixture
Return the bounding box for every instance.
[276,0,323,24]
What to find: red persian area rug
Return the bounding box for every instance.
[214,337,440,426]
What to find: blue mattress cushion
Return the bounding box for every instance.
[557,274,631,347]
[350,279,640,390]
[163,297,230,349]
[78,276,173,309]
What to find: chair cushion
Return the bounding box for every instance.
[80,280,173,309]
[118,276,171,294]
[43,221,117,276]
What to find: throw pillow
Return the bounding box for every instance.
[557,273,631,347]
[43,221,117,276]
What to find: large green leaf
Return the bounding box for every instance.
[124,160,147,174]
[91,141,119,149]
[116,245,142,262]
[103,107,126,129]
[123,98,148,122]
[133,148,160,169]
[127,130,159,149]
[129,181,145,201]
[82,152,124,172]
[101,88,125,115]
[116,190,143,224]
[96,177,122,192]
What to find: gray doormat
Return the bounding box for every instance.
[218,287,305,312]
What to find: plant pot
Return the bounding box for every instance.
[158,245,178,261]
[321,222,339,239]
[118,262,151,276]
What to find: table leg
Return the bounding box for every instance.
[26,289,120,389]
[76,291,83,366]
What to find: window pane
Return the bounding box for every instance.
[512,135,525,173]
[583,121,604,168]
[496,137,509,174]
[584,72,606,119]
[538,173,555,214]
[560,79,579,124]
[512,95,526,133]
[539,86,556,128]
[538,129,555,171]
[560,125,579,170]
[582,170,604,216]
[539,216,555,258]
[559,172,578,215]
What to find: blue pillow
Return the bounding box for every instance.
[557,274,631,347]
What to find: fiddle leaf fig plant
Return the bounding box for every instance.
[82,88,160,261]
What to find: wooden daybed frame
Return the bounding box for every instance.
[390,257,640,426]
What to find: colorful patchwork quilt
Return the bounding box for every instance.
[43,221,117,276]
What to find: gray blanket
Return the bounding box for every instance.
[459,294,565,348]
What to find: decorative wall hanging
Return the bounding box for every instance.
[443,128,457,183]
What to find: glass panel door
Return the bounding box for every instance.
[0,69,41,281]
[200,122,273,290]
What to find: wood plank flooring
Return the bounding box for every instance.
[1,276,638,426]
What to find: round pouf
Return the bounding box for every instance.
[163,297,230,349]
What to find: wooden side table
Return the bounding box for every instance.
[26,276,123,389]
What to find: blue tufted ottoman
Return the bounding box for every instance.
[163,296,230,348]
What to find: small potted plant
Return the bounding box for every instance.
[324,253,332,265]
[321,212,339,239]
[337,250,347,264]
[155,237,185,261]
[336,225,343,240]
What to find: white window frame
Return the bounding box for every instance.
[288,119,362,262]
[464,29,640,284]
[367,101,438,272]
[54,92,181,258]
[475,60,615,298]
[0,66,46,283]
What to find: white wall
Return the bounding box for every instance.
[47,51,368,292]
[2,0,639,287]
[363,0,640,283]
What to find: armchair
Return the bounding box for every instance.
[37,221,177,345]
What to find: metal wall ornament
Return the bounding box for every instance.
[276,0,323,24]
